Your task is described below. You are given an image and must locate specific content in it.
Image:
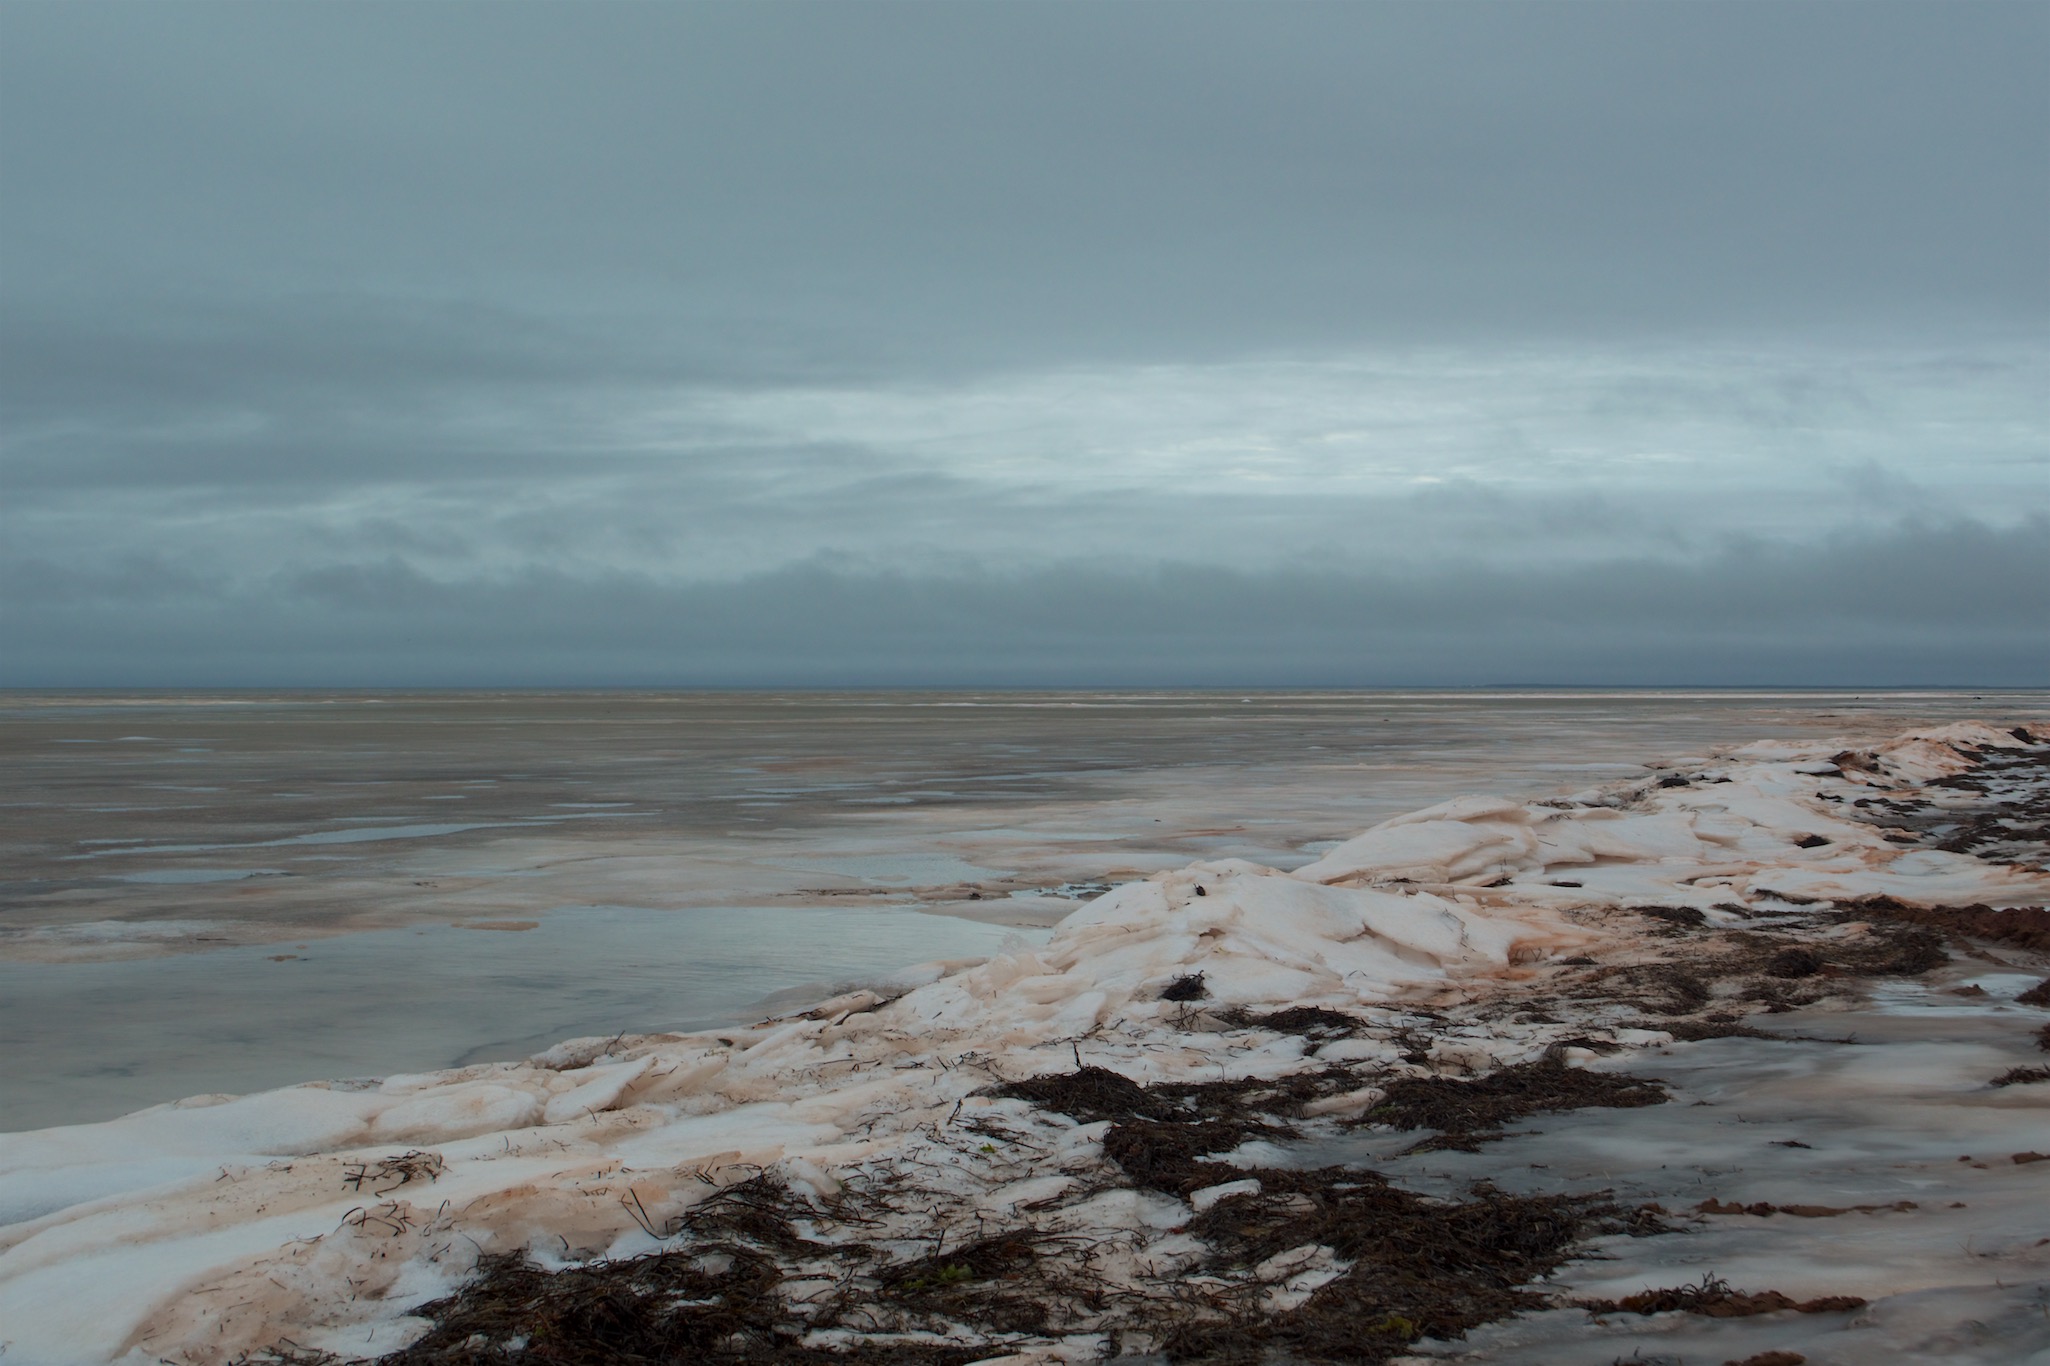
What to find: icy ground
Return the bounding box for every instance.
[0,722,2046,1364]
[1339,991,2050,1365]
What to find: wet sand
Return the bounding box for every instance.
[5,689,2043,1128]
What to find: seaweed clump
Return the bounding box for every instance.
[1580,1273,1865,1318]
[990,1064,1163,1124]
[1362,1059,1668,1153]
[1634,905,1708,929]
[988,1062,1675,1361]
[1156,1175,1607,1364]
[875,1228,1100,1336]
[1833,924,1949,976]
[992,1063,1364,1195]
[996,1064,1648,1363]
[352,1171,1079,1365]
[314,1060,1674,1366]
[369,1249,980,1365]
[1574,911,1952,1025]
[1214,1005,1363,1035]
[1842,897,2050,955]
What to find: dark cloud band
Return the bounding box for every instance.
[7,518,2042,688]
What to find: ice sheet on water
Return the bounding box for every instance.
[0,903,1038,1130]
[2,720,2046,1364]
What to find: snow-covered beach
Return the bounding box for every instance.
[3,718,2046,1364]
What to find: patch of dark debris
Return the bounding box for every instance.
[1841,896,2050,956]
[1761,947,1824,979]
[1579,1273,1865,1319]
[1568,914,1949,1023]
[665,1172,845,1253]
[992,1062,1670,1363]
[1161,1177,1625,1365]
[1213,1005,1364,1036]
[1694,1197,1914,1218]
[277,1173,1090,1366]
[1362,1060,1667,1154]
[1633,905,1708,930]
[875,1228,1104,1338]
[342,1150,444,1196]
[371,1244,972,1366]
[1839,735,2050,870]
[293,1062,1688,1366]
[992,1064,1370,1195]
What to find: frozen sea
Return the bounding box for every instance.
[4,688,2044,1130]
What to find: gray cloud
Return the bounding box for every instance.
[7,3,2044,360]
[7,518,2043,688]
[2,3,2045,686]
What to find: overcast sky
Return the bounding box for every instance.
[3,1,2045,686]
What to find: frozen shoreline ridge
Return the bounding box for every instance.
[2,723,2047,1364]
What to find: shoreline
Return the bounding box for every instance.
[1,720,2046,1363]
[9,690,2043,1135]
